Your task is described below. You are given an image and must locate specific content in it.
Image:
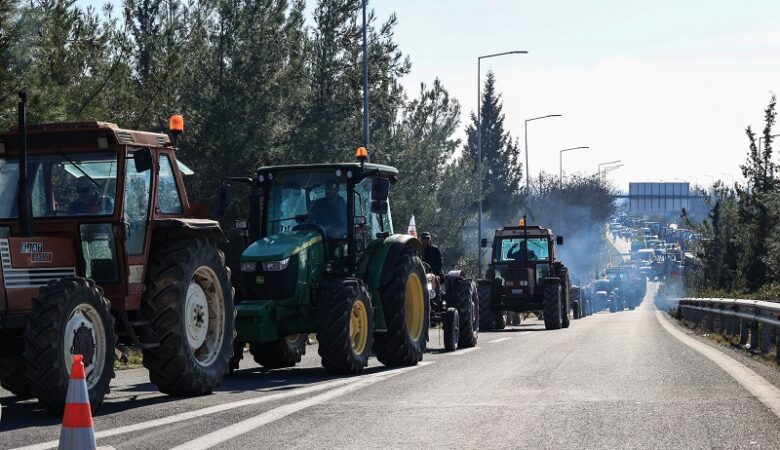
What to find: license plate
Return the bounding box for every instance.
[512,289,523,295]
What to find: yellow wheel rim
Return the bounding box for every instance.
[404,273,425,341]
[349,300,369,354]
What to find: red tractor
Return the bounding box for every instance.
[0,94,234,413]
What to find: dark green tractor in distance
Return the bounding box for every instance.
[219,155,429,375]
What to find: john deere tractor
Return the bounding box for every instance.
[220,149,429,374]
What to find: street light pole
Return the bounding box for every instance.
[361,0,370,162]
[477,50,527,277]
[597,160,621,181]
[525,114,562,192]
[559,146,588,234]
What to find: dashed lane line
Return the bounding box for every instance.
[12,367,426,450]
[169,362,431,450]
[656,309,780,419]
[446,347,481,355]
[488,337,511,344]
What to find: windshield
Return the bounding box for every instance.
[497,237,549,262]
[0,153,117,219]
[266,170,347,239]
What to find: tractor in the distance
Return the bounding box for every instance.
[0,94,234,414]
[220,149,429,374]
[478,221,571,331]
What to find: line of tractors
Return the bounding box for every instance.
[0,98,588,415]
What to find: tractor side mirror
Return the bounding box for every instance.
[370,200,388,215]
[215,183,231,218]
[556,236,564,246]
[372,177,390,202]
[481,238,488,248]
[133,148,153,173]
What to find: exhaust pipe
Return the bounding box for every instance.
[17,92,33,237]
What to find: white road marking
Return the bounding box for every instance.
[13,377,369,450]
[169,362,431,450]
[656,309,780,419]
[488,337,511,344]
[447,347,480,355]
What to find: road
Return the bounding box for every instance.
[4,284,780,449]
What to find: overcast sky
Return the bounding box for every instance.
[80,0,780,190]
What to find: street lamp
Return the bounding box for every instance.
[361,0,369,161]
[525,114,562,192]
[597,160,621,181]
[602,164,624,179]
[476,50,527,276]
[559,146,588,234]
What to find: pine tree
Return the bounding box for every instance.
[737,95,777,289]
[464,71,522,224]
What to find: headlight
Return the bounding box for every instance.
[262,257,291,272]
[240,262,257,272]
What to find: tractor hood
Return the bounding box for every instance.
[241,230,322,262]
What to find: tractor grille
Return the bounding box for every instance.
[241,257,299,301]
[0,239,76,289]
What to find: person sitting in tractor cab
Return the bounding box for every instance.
[421,231,443,279]
[307,179,347,238]
[507,240,537,261]
[68,178,113,215]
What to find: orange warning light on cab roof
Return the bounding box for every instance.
[356,146,368,159]
[169,115,184,133]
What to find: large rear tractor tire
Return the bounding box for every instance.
[477,281,495,331]
[450,278,478,348]
[250,334,307,369]
[543,280,563,330]
[443,308,459,352]
[23,277,115,414]
[142,238,234,396]
[318,279,373,374]
[375,249,429,366]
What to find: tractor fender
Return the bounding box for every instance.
[152,218,227,244]
[365,234,423,292]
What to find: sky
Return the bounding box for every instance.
[79,0,780,191]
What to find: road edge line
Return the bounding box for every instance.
[655,309,780,419]
[168,362,431,450]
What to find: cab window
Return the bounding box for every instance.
[157,155,182,214]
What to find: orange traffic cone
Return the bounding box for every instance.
[58,354,97,450]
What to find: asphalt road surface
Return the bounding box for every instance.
[4,284,780,449]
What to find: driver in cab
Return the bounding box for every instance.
[507,240,537,261]
[68,178,113,215]
[307,179,346,238]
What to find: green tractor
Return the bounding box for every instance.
[219,151,429,374]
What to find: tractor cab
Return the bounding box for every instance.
[488,225,558,299]
[0,120,198,315]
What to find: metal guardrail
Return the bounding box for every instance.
[675,298,780,363]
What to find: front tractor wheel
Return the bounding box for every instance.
[375,248,430,366]
[250,334,307,369]
[477,281,495,331]
[142,238,234,396]
[23,277,115,414]
[543,280,563,330]
[450,278,478,348]
[443,308,459,352]
[318,279,374,374]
